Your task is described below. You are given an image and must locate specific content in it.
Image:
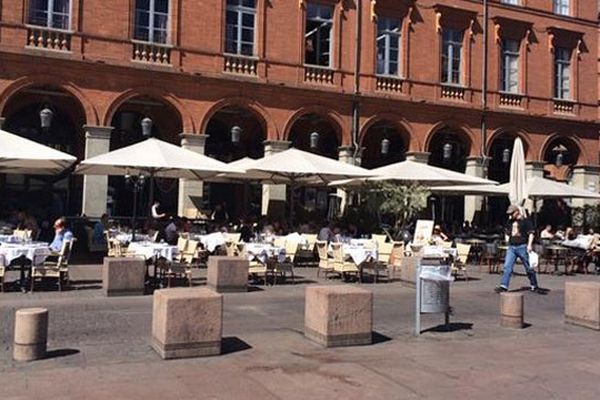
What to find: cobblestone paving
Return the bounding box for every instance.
[1,266,600,399]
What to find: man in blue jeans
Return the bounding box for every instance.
[495,204,542,294]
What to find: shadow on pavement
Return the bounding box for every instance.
[221,336,252,355]
[423,322,473,333]
[45,348,80,359]
[372,331,393,344]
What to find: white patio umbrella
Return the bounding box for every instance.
[329,160,496,188]
[75,138,243,238]
[432,177,600,199]
[0,129,77,174]
[509,138,527,207]
[76,138,242,179]
[223,148,376,225]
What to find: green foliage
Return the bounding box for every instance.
[357,181,430,230]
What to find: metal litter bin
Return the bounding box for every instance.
[415,265,453,335]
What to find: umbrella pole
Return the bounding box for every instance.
[132,185,138,242]
[289,183,296,230]
[533,198,538,227]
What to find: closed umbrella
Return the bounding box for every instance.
[508,138,527,207]
[0,129,76,174]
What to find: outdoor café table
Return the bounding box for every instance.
[114,233,151,244]
[0,242,51,291]
[244,243,286,264]
[329,243,378,266]
[545,245,568,275]
[466,238,486,263]
[193,232,228,253]
[127,241,178,262]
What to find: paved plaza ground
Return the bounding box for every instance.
[1,265,600,399]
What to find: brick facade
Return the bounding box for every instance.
[0,0,598,218]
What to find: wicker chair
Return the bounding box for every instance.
[452,243,471,281]
[273,240,299,284]
[331,242,360,281]
[31,239,74,292]
[163,239,199,287]
[316,240,334,278]
[371,234,388,248]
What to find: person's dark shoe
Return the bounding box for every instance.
[494,286,508,293]
[530,286,548,294]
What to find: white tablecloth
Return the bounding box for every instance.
[244,243,286,264]
[330,244,377,265]
[114,233,151,244]
[127,242,178,261]
[0,242,52,266]
[0,235,20,244]
[194,232,229,252]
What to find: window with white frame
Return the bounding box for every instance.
[28,0,70,30]
[376,17,401,76]
[134,0,169,44]
[305,3,334,67]
[500,0,520,5]
[553,0,570,16]
[441,29,464,85]
[225,0,256,56]
[554,47,572,99]
[501,39,520,93]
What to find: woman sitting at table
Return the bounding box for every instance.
[431,225,449,245]
[540,225,554,240]
[49,217,74,252]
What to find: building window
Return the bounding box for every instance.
[441,29,463,85]
[500,0,519,5]
[28,0,70,30]
[305,3,333,67]
[225,0,256,56]
[554,48,571,99]
[376,17,401,77]
[553,0,570,16]
[134,0,169,44]
[501,39,520,93]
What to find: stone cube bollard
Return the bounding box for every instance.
[14,308,48,361]
[565,281,600,330]
[152,288,223,359]
[305,285,373,347]
[207,256,249,293]
[102,257,146,297]
[500,292,524,329]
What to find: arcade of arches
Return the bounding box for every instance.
[0,87,597,229]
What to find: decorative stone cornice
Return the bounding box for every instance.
[180,133,209,148]
[83,125,113,140]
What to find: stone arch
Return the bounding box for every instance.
[103,88,194,132]
[424,120,475,156]
[282,105,345,145]
[486,127,532,159]
[359,113,414,149]
[0,75,99,125]
[540,132,586,165]
[200,97,275,139]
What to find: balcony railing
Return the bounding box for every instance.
[304,66,334,85]
[553,99,575,114]
[223,54,258,76]
[499,92,523,108]
[132,41,171,65]
[376,76,403,93]
[26,27,71,52]
[440,85,465,101]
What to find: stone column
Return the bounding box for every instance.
[82,126,113,217]
[261,140,290,218]
[464,157,485,223]
[526,161,545,180]
[405,151,430,164]
[178,134,209,216]
[571,165,600,209]
[336,146,356,215]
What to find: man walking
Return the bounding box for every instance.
[495,204,542,293]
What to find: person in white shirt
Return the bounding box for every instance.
[151,201,166,219]
[540,225,554,240]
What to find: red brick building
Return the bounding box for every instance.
[0,0,597,225]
